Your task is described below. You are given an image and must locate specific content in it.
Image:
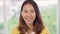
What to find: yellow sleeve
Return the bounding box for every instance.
[41,27,50,34]
[11,27,19,34]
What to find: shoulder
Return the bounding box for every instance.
[11,26,20,34]
[41,27,50,34]
[11,26,49,34]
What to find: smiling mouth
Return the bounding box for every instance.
[26,18,32,21]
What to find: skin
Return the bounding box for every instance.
[21,3,36,33]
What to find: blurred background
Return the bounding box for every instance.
[0,0,57,34]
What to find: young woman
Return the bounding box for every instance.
[12,0,49,34]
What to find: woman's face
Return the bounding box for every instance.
[21,3,36,25]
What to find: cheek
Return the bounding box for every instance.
[21,12,26,19]
[32,13,36,20]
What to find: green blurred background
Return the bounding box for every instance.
[8,4,57,34]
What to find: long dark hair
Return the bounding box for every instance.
[18,0,44,34]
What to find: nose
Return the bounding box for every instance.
[27,12,31,17]
[27,14,31,17]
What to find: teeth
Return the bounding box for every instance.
[27,18,32,20]
[27,19,32,20]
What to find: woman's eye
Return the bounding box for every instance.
[31,10,34,13]
[24,11,28,13]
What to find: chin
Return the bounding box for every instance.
[26,21,33,24]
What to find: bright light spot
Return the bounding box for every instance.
[36,0,57,6]
[0,1,3,6]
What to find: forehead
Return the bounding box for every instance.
[23,3,34,10]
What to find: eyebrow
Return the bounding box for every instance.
[23,8,34,10]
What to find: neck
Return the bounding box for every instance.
[26,23,33,32]
[27,23,33,29]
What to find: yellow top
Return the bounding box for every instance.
[11,27,49,34]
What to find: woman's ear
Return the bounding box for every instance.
[20,11,23,17]
[20,11,22,15]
